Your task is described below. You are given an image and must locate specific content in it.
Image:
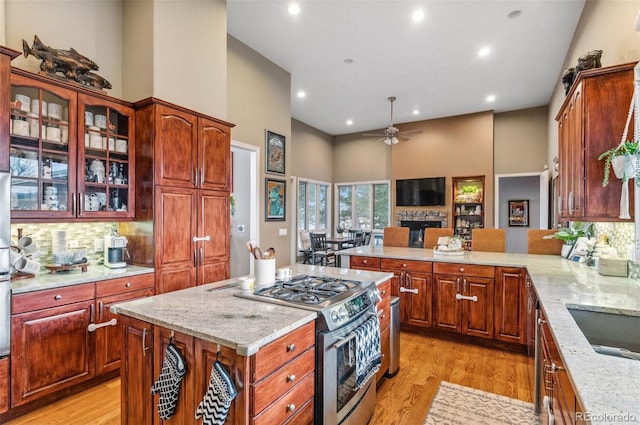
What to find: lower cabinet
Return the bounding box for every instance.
[10,273,154,409]
[375,279,391,383]
[433,263,494,339]
[381,259,432,328]
[120,316,315,425]
[494,267,527,345]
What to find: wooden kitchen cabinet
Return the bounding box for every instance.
[375,279,391,383]
[452,176,485,242]
[10,283,96,407]
[120,315,154,425]
[556,62,637,221]
[525,273,537,356]
[9,69,136,221]
[349,255,380,271]
[382,258,432,328]
[0,47,20,172]
[433,263,494,339]
[494,267,527,345]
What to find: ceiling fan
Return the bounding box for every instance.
[362,96,422,145]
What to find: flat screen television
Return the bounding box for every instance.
[395,177,446,206]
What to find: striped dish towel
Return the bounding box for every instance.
[353,315,382,390]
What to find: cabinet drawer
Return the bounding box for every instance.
[377,280,391,331]
[283,398,313,425]
[252,321,315,381]
[350,256,380,269]
[96,273,155,297]
[433,262,494,278]
[12,283,95,314]
[252,373,314,425]
[252,347,314,414]
[381,258,432,273]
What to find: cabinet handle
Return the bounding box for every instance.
[538,318,547,325]
[363,259,368,264]
[402,263,407,268]
[456,293,478,302]
[192,235,211,242]
[200,168,204,186]
[72,192,77,215]
[459,267,464,273]
[286,404,296,413]
[568,192,574,213]
[90,303,95,322]
[99,301,104,321]
[380,289,386,295]
[456,277,461,292]
[142,328,149,356]
[193,249,198,266]
[200,247,204,265]
[125,282,132,288]
[399,287,418,294]
[54,294,62,300]
[286,374,296,383]
[557,195,564,214]
[463,278,467,292]
[286,344,296,352]
[78,192,84,215]
[88,318,117,332]
[194,168,198,186]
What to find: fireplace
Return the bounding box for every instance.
[401,220,443,248]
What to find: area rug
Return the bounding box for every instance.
[423,381,537,425]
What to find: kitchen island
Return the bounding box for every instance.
[338,245,640,424]
[110,264,393,425]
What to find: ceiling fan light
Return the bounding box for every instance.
[391,136,399,145]
[384,137,392,145]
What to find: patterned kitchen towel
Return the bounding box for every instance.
[195,360,238,425]
[151,342,187,420]
[353,315,382,390]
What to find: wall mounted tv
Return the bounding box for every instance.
[395,177,446,206]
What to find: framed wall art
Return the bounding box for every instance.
[265,178,286,221]
[508,199,529,227]
[265,130,285,174]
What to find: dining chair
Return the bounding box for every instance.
[423,228,454,249]
[344,230,364,248]
[310,232,335,266]
[471,228,506,252]
[527,229,563,255]
[362,231,372,246]
[383,227,410,247]
[298,230,312,264]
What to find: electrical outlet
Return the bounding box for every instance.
[94,238,104,252]
[69,240,79,248]
[279,228,287,236]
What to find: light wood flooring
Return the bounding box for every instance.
[5,332,534,425]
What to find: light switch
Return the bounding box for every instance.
[279,228,287,236]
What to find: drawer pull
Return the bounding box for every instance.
[286,344,296,352]
[399,287,418,294]
[286,404,296,412]
[363,260,367,264]
[459,267,464,273]
[88,318,118,332]
[402,263,407,267]
[54,295,62,300]
[125,282,132,287]
[456,293,478,302]
[286,374,296,383]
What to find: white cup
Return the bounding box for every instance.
[238,277,254,290]
[18,236,38,254]
[255,258,276,286]
[14,257,41,274]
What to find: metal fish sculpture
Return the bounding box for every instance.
[22,35,111,90]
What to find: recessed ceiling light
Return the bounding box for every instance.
[478,47,491,57]
[412,10,425,22]
[288,3,300,15]
[346,120,353,126]
[297,90,306,98]
[344,58,354,65]
[507,10,522,19]
[412,109,420,115]
[486,95,496,102]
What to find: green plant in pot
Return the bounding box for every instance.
[549,222,594,257]
[598,140,638,186]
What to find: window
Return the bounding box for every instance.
[336,181,390,230]
[298,179,331,234]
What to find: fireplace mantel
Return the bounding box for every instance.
[395,210,448,228]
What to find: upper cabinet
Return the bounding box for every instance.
[556,62,636,222]
[452,176,485,241]
[8,69,135,221]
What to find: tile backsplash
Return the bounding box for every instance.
[593,222,634,258]
[11,222,118,271]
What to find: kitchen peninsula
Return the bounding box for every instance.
[338,246,640,424]
[110,265,393,425]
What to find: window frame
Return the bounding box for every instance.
[297,177,332,235]
[334,180,391,232]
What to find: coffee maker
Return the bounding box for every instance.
[104,234,128,268]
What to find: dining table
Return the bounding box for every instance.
[325,235,355,267]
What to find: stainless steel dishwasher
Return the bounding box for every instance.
[386,296,400,377]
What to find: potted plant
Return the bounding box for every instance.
[597,140,638,187]
[336,226,345,235]
[548,222,594,257]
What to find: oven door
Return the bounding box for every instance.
[317,310,380,425]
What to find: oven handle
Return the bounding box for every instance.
[332,310,382,350]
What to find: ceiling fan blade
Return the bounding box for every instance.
[362,133,385,137]
[396,134,411,141]
[399,129,423,135]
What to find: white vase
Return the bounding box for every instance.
[611,155,636,219]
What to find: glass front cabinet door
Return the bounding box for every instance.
[10,74,77,219]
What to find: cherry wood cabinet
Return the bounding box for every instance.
[0,357,8,414]
[556,62,636,221]
[452,175,485,242]
[494,267,527,345]
[381,259,432,328]
[0,47,20,171]
[433,263,494,339]
[375,279,391,383]
[127,99,233,293]
[120,316,154,425]
[8,69,135,221]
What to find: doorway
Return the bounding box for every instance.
[230,141,258,278]
[494,172,549,253]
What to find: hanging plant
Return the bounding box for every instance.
[230,194,236,217]
[597,140,638,186]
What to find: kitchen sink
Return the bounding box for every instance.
[567,307,640,360]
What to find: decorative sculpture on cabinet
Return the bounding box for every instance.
[22,35,112,90]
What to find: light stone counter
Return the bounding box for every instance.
[110,264,393,356]
[10,264,155,294]
[339,246,640,424]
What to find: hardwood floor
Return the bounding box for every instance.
[5,332,534,425]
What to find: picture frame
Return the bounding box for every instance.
[508,199,529,227]
[265,130,285,174]
[265,178,286,221]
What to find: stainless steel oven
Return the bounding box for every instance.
[236,274,382,425]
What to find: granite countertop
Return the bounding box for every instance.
[339,246,640,424]
[10,264,155,294]
[110,264,393,356]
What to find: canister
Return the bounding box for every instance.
[14,94,31,113]
[46,125,61,142]
[94,114,107,129]
[30,99,47,116]
[12,118,29,136]
[88,126,103,149]
[85,111,94,127]
[47,103,62,120]
[115,139,127,153]
[27,113,39,138]
[59,121,69,144]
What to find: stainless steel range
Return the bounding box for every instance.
[236,274,382,425]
